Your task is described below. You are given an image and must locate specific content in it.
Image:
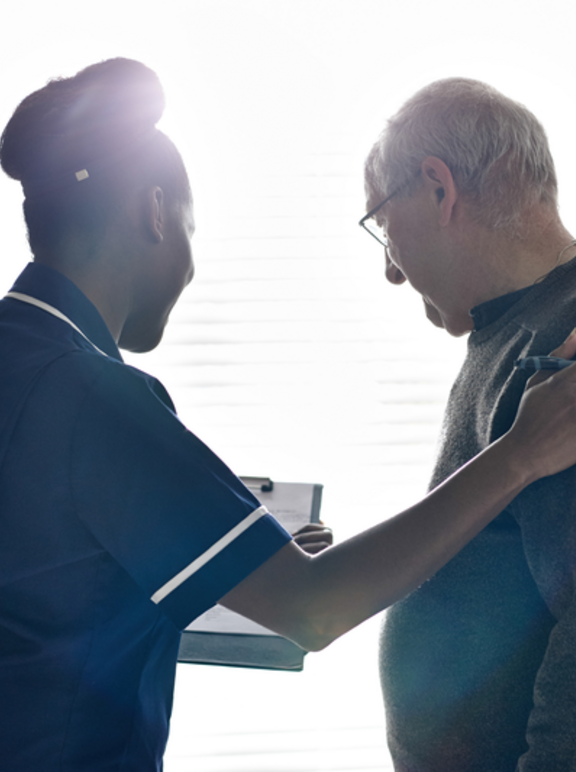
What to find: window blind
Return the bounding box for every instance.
[125,146,466,772]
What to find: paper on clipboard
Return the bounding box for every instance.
[185,480,322,637]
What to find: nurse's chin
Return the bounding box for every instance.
[118,324,167,354]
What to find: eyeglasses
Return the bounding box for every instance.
[358,188,400,249]
[359,171,420,249]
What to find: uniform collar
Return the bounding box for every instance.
[8,262,123,361]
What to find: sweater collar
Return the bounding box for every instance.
[470,255,576,333]
[470,286,533,331]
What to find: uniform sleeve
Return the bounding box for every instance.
[69,360,292,630]
[512,470,576,771]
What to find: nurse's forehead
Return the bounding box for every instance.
[186,205,196,235]
[178,199,196,236]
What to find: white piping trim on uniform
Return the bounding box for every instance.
[5,292,110,358]
[150,505,270,605]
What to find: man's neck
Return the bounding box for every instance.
[466,210,575,307]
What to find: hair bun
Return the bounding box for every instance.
[1,58,165,186]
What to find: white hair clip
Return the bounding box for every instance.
[75,169,89,182]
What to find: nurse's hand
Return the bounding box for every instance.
[292,523,333,554]
[507,329,576,482]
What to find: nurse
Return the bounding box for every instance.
[2,58,576,771]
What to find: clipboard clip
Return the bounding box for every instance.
[240,476,274,493]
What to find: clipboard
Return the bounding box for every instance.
[177,478,323,671]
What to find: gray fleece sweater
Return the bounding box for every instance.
[382,256,576,772]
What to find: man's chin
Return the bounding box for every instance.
[424,301,473,337]
[424,301,445,329]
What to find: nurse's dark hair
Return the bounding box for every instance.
[0,58,191,253]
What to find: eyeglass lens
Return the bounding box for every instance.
[363,218,388,246]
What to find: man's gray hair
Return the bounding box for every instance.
[364,78,558,232]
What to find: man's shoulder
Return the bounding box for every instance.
[519,266,576,328]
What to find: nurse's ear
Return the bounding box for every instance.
[143,186,165,243]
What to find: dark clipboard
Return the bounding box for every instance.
[178,478,323,671]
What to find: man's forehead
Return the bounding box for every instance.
[365,185,384,214]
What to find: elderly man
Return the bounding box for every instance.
[362,78,576,772]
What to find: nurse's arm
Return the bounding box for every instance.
[221,336,576,652]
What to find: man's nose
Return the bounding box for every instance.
[385,253,407,285]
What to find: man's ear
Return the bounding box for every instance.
[420,157,457,228]
[144,186,165,243]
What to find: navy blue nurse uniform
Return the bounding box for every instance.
[0,262,292,771]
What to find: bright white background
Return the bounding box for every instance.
[2,2,576,770]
